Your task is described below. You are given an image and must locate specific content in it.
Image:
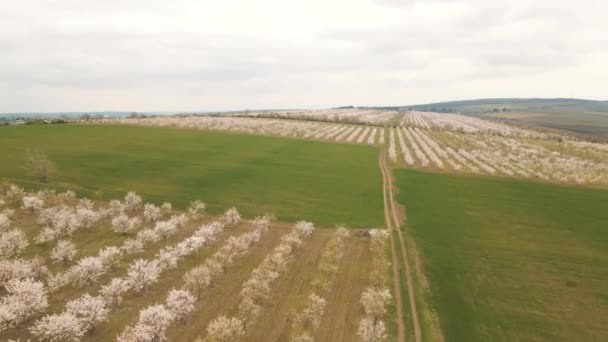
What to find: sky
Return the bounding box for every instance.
[1,0,607,112]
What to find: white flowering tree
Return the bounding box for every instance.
[0,259,46,288]
[165,289,196,321]
[112,214,141,234]
[30,312,85,342]
[357,318,387,342]
[295,293,326,330]
[117,305,174,342]
[127,259,161,293]
[222,207,241,226]
[124,192,143,212]
[51,240,77,263]
[99,278,132,306]
[143,203,161,222]
[188,200,206,218]
[360,287,391,318]
[205,316,244,342]
[65,294,109,331]
[0,229,29,258]
[22,195,44,212]
[0,278,48,331]
[69,257,107,286]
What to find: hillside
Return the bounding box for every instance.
[390,98,608,141]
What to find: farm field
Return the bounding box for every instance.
[0,186,394,341]
[395,169,608,341]
[101,110,608,187]
[0,124,383,227]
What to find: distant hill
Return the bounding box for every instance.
[402,98,608,114]
[0,111,135,121]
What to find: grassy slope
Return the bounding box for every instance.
[395,169,608,341]
[0,124,383,226]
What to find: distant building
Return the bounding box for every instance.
[10,119,26,125]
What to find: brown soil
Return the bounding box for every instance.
[315,236,371,341]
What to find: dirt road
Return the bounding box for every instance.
[379,151,422,342]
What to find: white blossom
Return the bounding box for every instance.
[22,195,44,212]
[360,287,391,318]
[99,278,132,306]
[294,221,314,237]
[69,257,107,286]
[160,202,172,214]
[0,229,29,258]
[188,200,206,218]
[222,207,241,226]
[117,305,174,342]
[65,294,109,330]
[50,240,77,263]
[295,293,326,329]
[127,259,161,293]
[0,278,48,331]
[5,185,25,201]
[30,312,85,342]
[112,214,141,234]
[250,216,271,232]
[165,289,196,321]
[124,192,143,211]
[143,203,161,222]
[0,258,47,286]
[136,229,160,244]
[98,246,122,266]
[121,238,144,255]
[357,318,387,342]
[205,316,244,342]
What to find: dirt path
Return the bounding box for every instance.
[379,151,407,342]
[380,151,422,342]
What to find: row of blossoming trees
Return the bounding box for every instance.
[97,112,608,186]
[386,126,608,185]
[0,183,394,341]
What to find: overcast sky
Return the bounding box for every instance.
[1,0,607,112]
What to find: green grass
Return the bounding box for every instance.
[395,169,608,341]
[0,124,383,226]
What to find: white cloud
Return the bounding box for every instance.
[0,0,606,112]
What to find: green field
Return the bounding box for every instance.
[395,169,608,341]
[0,124,383,226]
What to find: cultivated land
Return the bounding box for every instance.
[404,98,608,141]
[99,110,608,187]
[396,169,608,341]
[0,124,383,227]
[0,186,391,341]
[1,107,607,342]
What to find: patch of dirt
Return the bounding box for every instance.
[315,236,371,341]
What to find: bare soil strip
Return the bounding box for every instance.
[164,226,287,341]
[315,236,371,342]
[379,152,407,342]
[380,151,422,342]
[244,230,329,341]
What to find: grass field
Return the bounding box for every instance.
[0,124,383,226]
[395,169,608,341]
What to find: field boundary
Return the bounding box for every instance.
[380,151,422,342]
